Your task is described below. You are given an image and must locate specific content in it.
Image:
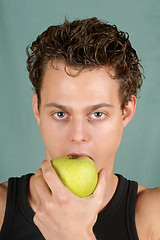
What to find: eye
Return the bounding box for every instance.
[89,112,107,120]
[53,112,68,120]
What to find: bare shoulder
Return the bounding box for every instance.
[0,181,8,230]
[135,184,160,239]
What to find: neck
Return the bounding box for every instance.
[99,172,118,213]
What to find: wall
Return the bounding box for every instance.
[0,0,160,187]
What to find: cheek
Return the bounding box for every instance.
[93,120,123,152]
[39,118,55,148]
[39,118,67,154]
[110,125,123,151]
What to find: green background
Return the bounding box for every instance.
[0,0,160,187]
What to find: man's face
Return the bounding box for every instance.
[33,61,134,173]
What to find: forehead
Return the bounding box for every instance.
[40,61,120,107]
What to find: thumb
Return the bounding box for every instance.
[92,168,107,201]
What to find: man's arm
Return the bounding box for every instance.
[136,186,160,239]
[0,182,8,230]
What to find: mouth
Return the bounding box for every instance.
[67,153,94,161]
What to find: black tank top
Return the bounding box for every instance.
[0,174,139,240]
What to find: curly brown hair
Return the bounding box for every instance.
[26,17,144,109]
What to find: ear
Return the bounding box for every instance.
[32,93,40,126]
[122,95,136,128]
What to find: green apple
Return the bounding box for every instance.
[51,155,98,197]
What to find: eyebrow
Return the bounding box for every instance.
[44,102,114,112]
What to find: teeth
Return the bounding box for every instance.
[69,155,79,159]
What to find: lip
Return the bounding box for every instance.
[67,153,94,161]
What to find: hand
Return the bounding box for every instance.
[33,160,107,240]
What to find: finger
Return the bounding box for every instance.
[41,160,70,197]
[34,168,51,203]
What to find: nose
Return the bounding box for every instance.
[68,118,90,143]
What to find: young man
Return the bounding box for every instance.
[0,18,160,240]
